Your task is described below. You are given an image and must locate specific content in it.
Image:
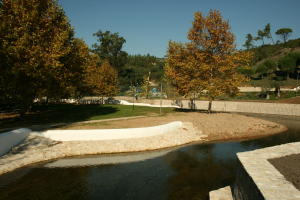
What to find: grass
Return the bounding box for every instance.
[0,103,176,132]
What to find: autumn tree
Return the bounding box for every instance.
[0,0,86,118]
[86,58,119,103]
[140,74,152,98]
[165,9,253,113]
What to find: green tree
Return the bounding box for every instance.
[278,52,300,80]
[256,64,268,80]
[0,0,80,118]
[165,9,253,113]
[242,34,254,49]
[91,30,128,72]
[263,23,274,45]
[238,66,256,78]
[263,59,276,76]
[254,30,268,46]
[275,28,293,43]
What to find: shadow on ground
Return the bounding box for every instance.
[0,104,119,131]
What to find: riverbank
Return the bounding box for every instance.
[0,112,288,175]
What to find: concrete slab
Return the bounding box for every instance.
[0,128,31,157]
[30,121,182,141]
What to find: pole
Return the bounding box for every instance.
[160,83,162,115]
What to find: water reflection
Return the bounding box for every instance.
[0,113,299,200]
[164,144,236,200]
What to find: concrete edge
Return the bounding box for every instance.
[120,100,180,108]
[233,142,300,199]
[210,142,300,199]
[30,121,183,141]
[209,186,233,200]
[0,128,31,157]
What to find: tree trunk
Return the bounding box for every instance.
[102,96,104,104]
[269,33,275,45]
[19,101,27,121]
[266,93,270,100]
[277,89,281,98]
[207,100,212,114]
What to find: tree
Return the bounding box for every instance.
[238,66,256,78]
[140,73,152,98]
[263,23,274,45]
[242,34,254,49]
[256,64,268,80]
[263,59,276,76]
[275,28,293,43]
[0,0,81,118]
[54,37,90,99]
[86,58,119,103]
[254,30,268,46]
[91,30,128,72]
[165,9,253,113]
[85,53,102,96]
[278,52,300,80]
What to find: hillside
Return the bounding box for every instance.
[252,47,300,69]
[247,38,300,68]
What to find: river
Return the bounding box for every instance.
[0,113,299,200]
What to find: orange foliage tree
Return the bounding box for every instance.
[0,0,88,117]
[165,9,253,113]
[86,58,119,103]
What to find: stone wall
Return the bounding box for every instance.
[233,142,300,199]
[84,96,300,116]
[237,87,293,92]
[210,142,300,199]
[150,99,300,116]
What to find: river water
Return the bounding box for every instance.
[0,113,299,200]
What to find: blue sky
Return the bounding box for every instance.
[58,0,300,58]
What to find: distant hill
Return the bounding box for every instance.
[247,38,300,69]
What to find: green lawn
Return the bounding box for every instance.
[0,103,176,131]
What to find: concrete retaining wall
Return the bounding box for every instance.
[31,121,182,141]
[150,99,300,116]
[0,128,31,157]
[237,87,293,92]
